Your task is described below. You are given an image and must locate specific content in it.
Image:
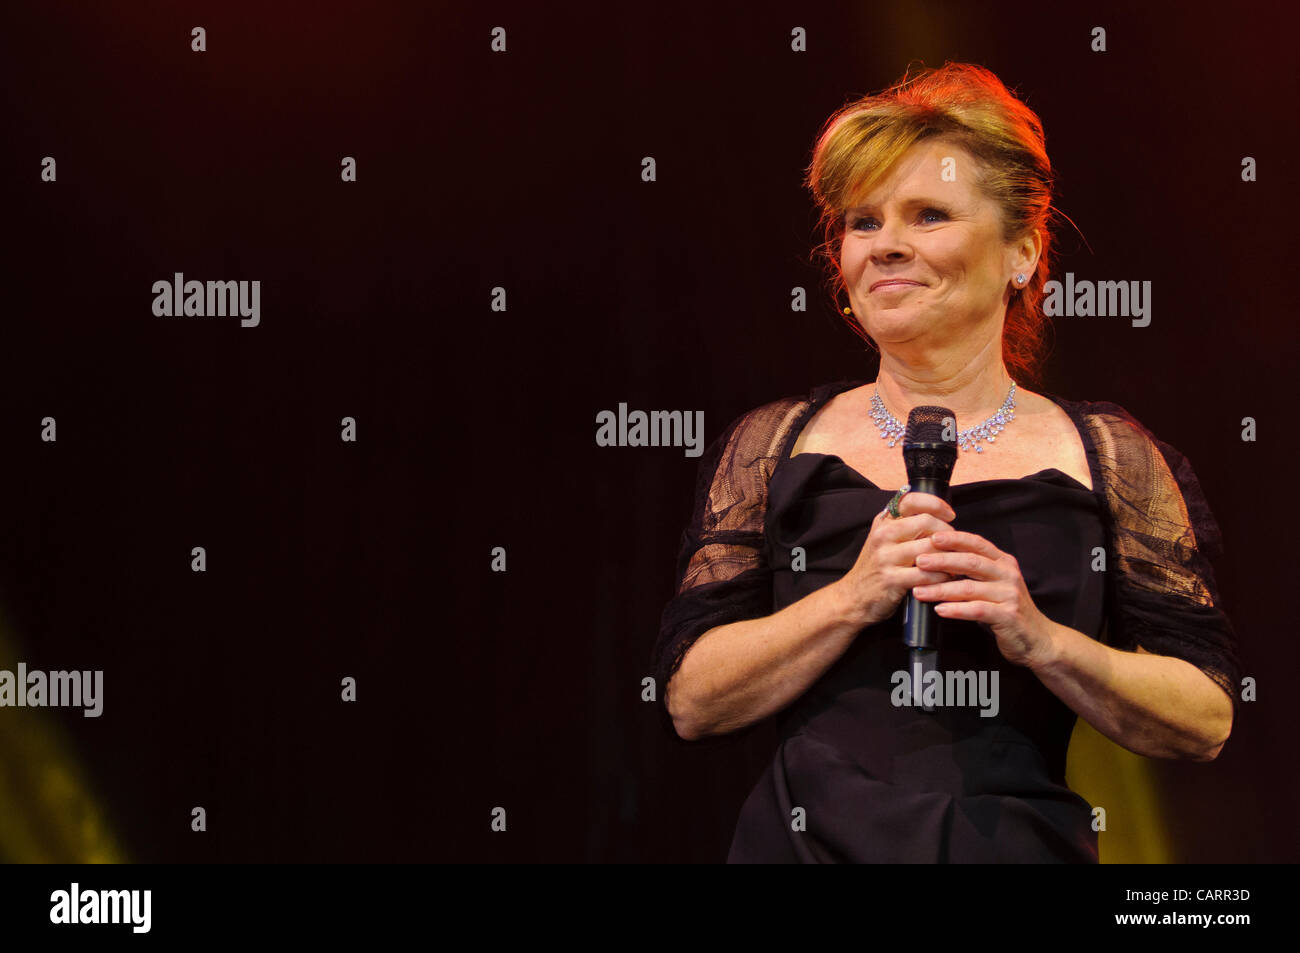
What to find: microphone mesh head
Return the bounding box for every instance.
[904,406,956,446]
[902,405,959,484]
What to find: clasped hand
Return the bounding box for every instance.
[839,490,1058,668]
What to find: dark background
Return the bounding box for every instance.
[0,0,1294,862]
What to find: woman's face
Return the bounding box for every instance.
[840,138,1023,354]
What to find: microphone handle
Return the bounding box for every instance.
[902,475,950,651]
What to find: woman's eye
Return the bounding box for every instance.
[847,208,947,231]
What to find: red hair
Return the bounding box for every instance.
[805,61,1062,386]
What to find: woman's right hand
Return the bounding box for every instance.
[836,491,957,627]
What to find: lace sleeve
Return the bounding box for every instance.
[1084,404,1242,712]
[651,394,811,739]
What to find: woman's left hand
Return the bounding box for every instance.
[912,530,1058,668]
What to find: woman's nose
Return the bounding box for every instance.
[869,219,912,261]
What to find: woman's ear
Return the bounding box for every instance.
[1011,229,1043,279]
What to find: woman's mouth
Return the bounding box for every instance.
[869,280,922,293]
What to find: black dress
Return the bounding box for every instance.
[727,453,1105,862]
[653,378,1241,864]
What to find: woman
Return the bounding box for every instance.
[652,62,1240,863]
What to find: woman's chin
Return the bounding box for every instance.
[861,313,920,338]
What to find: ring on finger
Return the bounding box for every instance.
[885,484,911,519]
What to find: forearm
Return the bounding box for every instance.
[667,580,865,741]
[1029,622,1234,761]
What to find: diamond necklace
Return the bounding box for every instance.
[869,381,1017,453]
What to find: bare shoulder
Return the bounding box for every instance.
[1015,388,1076,437]
[789,384,873,456]
[1015,388,1093,489]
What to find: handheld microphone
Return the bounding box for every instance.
[901,406,958,655]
